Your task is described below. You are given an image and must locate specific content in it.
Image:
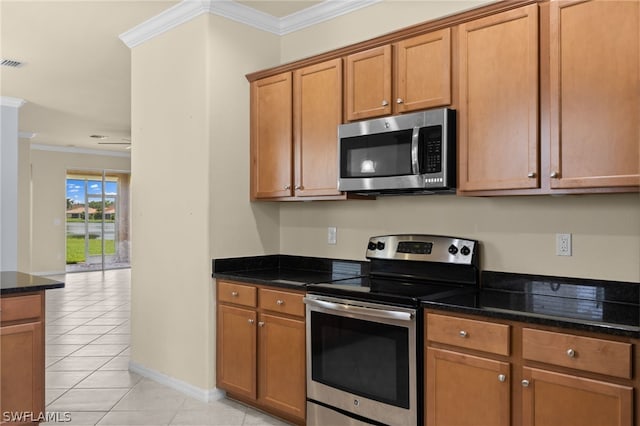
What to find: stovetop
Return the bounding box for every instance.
[306,276,476,308]
[305,234,480,308]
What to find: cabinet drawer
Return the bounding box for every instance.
[217,281,257,307]
[522,328,631,379]
[259,288,304,317]
[427,313,510,356]
[1,293,42,323]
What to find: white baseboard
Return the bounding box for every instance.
[128,361,224,402]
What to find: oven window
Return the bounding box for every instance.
[340,129,413,178]
[310,311,410,408]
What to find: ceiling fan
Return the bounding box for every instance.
[91,135,131,145]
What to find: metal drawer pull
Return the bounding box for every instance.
[382,100,389,107]
[498,374,506,382]
[567,348,576,358]
[527,172,536,178]
[276,299,285,305]
[522,380,530,387]
[231,291,239,297]
[258,321,265,327]
[550,171,559,178]
[248,319,254,324]
[459,330,468,338]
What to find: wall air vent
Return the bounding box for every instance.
[1,59,24,68]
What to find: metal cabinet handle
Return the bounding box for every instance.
[284,185,291,190]
[498,374,506,382]
[258,321,265,327]
[276,299,285,306]
[381,100,389,107]
[522,380,530,387]
[459,330,468,338]
[294,185,302,190]
[528,172,536,178]
[550,171,559,178]
[248,319,254,324]
[567,348,576,358]
[231,291,239,297]
[396,98,404,104]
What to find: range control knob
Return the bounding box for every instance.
[460,246,471,256]
[377,241,386,250]
[448,244,458,255]
[368,242,377,251]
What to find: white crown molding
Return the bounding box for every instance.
[1,97,26,108]
[280,0,382,35]
[120,0,380,48]
[31,143,131,158]
[120,0,210,48]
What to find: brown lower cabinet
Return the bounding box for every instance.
[216,280,305,425]
[0,292,45,426]
[425,311,637,426]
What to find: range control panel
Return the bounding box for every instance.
[366,234,477,265]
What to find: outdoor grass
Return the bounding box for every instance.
[66,237,115,264]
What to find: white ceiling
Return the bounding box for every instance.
[0,0,318,153]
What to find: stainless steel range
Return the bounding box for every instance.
[304,234,479,426]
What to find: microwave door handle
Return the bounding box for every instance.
[304,297,414,322]
[411,127,420,174]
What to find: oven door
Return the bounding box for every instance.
[304,294,417,426]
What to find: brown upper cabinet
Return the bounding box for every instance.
[458,0,639,194]
[250,59,344,200]
[457,4,540,192]
[250,72,293,199]
[293,58,343,198]
[345,28,452,121]
[548,0,639,190]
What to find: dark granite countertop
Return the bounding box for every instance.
[1,271,65,295]
[422,271,640,337]
[212,255,367,290]
[213,255,640,337]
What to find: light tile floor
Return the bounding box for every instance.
[42,269,289,426]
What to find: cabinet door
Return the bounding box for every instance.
[250,72,293,199]
[216,304,257,399]
[293,58,343,197]
[0,321,44,421]
[549,0,639,189]
[522,367,633,426]
[458,4,539,191]
[426,348,510,426]
[258,313,305,421]
[395,28,451,113]
[345,45,392,121]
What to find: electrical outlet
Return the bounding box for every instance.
[328,227,337,245]
[556,233,572,256]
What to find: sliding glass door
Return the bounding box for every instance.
[65,170,130,272]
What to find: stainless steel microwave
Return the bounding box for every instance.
[338,108,455,195]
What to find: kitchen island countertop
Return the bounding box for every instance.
[1,271,64,295]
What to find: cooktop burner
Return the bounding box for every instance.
[305,234,480,307]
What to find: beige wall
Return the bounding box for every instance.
[30,148,130,274]
[280,194,640,282]
[130,13,280,391]
[208,14,281,259]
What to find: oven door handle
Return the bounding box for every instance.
[304,297,414,322]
